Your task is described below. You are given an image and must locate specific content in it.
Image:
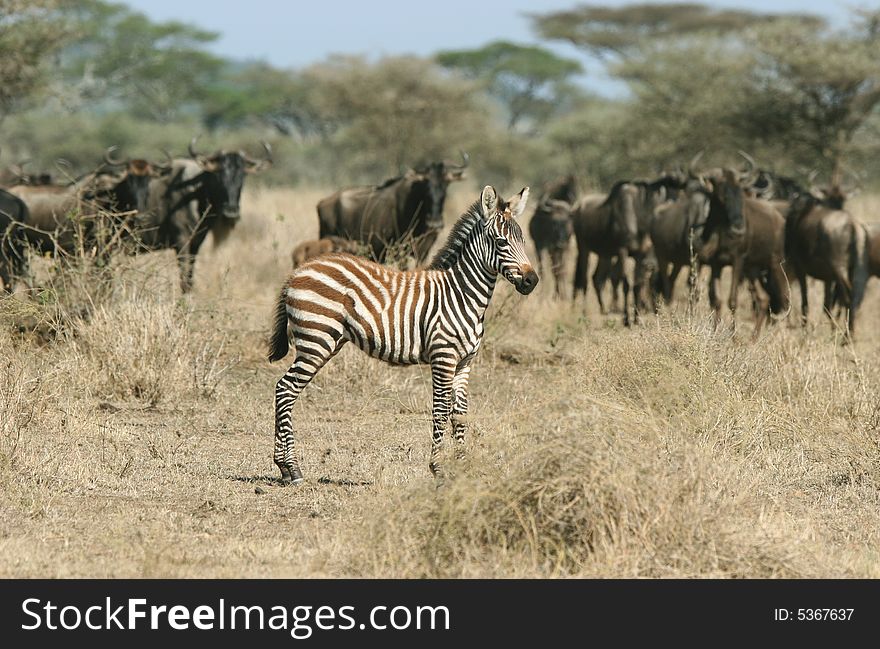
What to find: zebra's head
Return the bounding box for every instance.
[481,185,539,295]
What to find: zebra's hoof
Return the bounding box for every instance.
[279,465,304,486]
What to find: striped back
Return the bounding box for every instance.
[270,186,537,364]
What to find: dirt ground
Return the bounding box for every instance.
[1,186,879,577]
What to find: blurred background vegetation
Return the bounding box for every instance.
[1,0,878,189]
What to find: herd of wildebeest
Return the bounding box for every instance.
[0,142,877,340]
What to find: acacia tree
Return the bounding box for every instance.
[531,3,820,61]
[532,3,880,176]
[746,13,880,174]
[304,56,490,177]
[435,41,582,131]
[0,0,68,121]
[60,0,223,121]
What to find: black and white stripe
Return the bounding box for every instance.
[268,185,538,484]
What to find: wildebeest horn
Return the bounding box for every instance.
[188,136,201,159]
[160,148,174,165]
[737,150,759,185]
[104,146,125,166]
[443,150,469,169]
[261,141,273,164]
[737,150,756,172]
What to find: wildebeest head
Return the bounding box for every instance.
[604,181,643,254]
[112,159,156,213]
[699,168,746,259]
[91,148,161,214]
[538,197,573,251]
[188,138,272,219]
[411,152,468,230]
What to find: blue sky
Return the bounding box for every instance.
[125,0,861,94]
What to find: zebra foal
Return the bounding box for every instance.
[268,185,538,484]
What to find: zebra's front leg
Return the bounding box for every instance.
[429,356,456,479]
[451,356,474,461]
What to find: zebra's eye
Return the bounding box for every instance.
[494,237,508,247]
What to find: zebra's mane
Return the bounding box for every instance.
[427,200,483,270]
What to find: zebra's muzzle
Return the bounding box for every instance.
[515,269,539,295]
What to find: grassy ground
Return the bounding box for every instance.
[1,185,879,577]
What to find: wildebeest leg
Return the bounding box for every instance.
[609,256,623,312]
[829,266,853,337]
[550,247,566,299]
[749,277,769,340]
[619,252,632,327]
[177,253,196,294]
[593,255,611,315]
[429,353,456,479]
[573,246,590,302]
[797,271,809,327]
[274,337,348,485]
[666,263,683,304]
[686,263,700,313]
[822,281,837,325]
[451,355,473,460]
[727,257,744,324]
[708,265,722,329]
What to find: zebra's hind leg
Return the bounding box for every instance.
[428,354,456,479]
[451,356,474,461]
[274,339,346,485]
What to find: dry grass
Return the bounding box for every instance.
[1,185,879,578]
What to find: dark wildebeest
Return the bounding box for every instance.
[291,236,362,268]
[529,175,576,297]
[6,149,157,264]
[867,222,880,278]
[649,175,711,309]
[750,169,806,201]
[316,153,468,265]
[0,164,53,188]
[141,138,272,293]
[0,188,29,291]
[571,176,680,325]
[696,169,790,337]
[784,185,869,337]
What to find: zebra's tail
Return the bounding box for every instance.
[268,287,290,362]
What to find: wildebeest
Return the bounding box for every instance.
[6,149,157,263]
[867,222,880,278]
[316,153,468,265]
[649,175,711,308]
[784,185,869,337]
[571,175,680,324]
[750,169,806,201]
[696,168,790,337]
[0,188,29,291]
[291,236,362,268]
[140,138,272,293]
[529,175,576,297]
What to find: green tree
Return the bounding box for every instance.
[0,0,68,120]
[60,0,223,121]
[304,56,491,177]
[745,13,880,174]
[531,3,820,61]
[435,41,582,131]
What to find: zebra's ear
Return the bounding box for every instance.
[508,187,530,219]
[481,185,498,219]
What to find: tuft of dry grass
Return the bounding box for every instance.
[0,186,879,578]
